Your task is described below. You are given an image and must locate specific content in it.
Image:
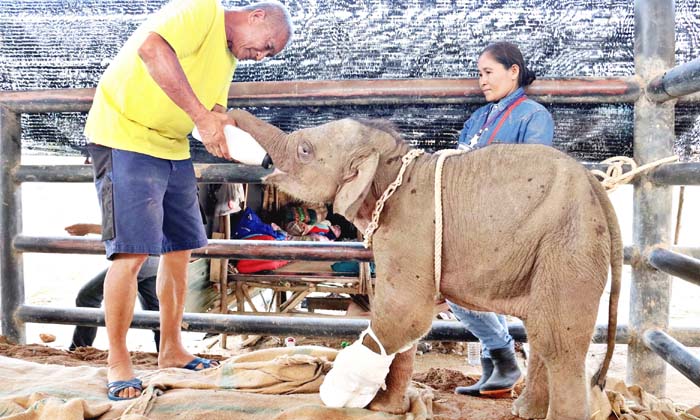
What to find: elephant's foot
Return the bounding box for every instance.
[368,390,410,414]
[511,392,548,419]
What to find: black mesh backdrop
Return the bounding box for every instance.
[1,0,699,161]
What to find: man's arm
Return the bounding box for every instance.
[137,32,233,159]
[65,223,102,236]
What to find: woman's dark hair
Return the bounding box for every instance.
[480,41,536,87]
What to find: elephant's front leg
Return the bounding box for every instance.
[360,255,435,414]
[368,343,417,414]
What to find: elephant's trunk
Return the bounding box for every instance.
[228,109,291,171]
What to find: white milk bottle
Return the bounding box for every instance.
[192,125,272,168]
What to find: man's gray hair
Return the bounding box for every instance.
[244,1,294,46]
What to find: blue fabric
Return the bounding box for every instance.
[89,145,208,259]
[232,208,286,240]
[447,300,513,359]
[457,87,554,149]
[330,261,376,274]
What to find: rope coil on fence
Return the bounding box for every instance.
[591,155,679,192]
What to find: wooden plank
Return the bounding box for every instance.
[279,291,309,312]
[305,297,352,312]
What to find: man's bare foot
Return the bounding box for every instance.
[107,357,140,399]
[158,348,218,371]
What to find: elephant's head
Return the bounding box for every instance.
[228,109,410,223]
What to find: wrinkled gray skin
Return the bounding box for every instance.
[229,109,622,420]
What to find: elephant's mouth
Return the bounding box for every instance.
[262,167,287,184]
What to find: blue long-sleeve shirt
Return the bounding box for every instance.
[457,87,554,150]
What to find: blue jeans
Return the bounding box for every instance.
[447,300,513,359]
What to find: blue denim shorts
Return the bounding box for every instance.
[87,144,208,260]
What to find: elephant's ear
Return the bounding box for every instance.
[333,153,379,222]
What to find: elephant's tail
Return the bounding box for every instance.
[589,172,623,391]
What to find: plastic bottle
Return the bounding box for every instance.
[192,125,272,168]
[467,341,481,366]
[284,337,296,347]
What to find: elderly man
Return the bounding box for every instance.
[83,0,293,401]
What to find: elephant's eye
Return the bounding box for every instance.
[297,142,313,162]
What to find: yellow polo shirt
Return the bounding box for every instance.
[84,0,237,160]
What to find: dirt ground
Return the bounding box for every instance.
[2,334,699,420]
[0,335,522,420]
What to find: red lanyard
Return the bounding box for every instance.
[487,95,528,144]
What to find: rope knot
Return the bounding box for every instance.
[590,155,678,192]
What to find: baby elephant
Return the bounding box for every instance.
[229,109,622,420]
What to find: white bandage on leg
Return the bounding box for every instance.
[320,325,396,408]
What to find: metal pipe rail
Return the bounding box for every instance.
[14,235,700,265]
[648,162,700,186]
[14,236,374,261]
[15,163,270,184]
[0,78,643,113]
[14,162,700,186]
[629,0,676,395]
[643,329,700,387]
[648,247,700,287]
[647,57,700,103]
[15,305,700,347]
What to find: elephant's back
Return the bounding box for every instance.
[439,145,606,291]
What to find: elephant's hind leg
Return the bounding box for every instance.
[512,350,549,419]
[528,298,597,420]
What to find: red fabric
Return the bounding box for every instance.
[235,234,291,274]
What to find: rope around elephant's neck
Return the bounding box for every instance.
[591,155,678,192]
[363,149,424,249]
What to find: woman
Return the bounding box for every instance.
[449,41,554,397]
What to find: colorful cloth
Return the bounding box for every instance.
[233,208,287,240]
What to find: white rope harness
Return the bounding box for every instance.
[433,149,468,299]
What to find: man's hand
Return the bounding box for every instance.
[65,223,101,236]
[193,110,236,160]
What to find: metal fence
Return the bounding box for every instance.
[1,0,700,398]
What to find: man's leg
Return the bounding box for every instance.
[447,302,521,395]
[70,269,108,350]
[156,158,209,369]
[105,254,147,399]
[448,302,513,357]
[155,250,203,369]
[136,275,161,351]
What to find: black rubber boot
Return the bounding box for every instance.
[455,357,493,396]
[479,346,522,395]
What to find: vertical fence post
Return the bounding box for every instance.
[0,107,25,344]
[629,0,675,395]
